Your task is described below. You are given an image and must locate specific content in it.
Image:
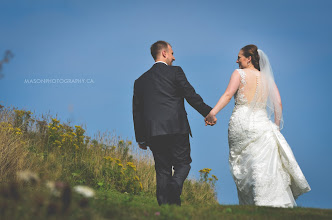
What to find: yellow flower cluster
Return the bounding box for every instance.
[74,125,85,147]
[14,127,22,135]
[0,122,23,135]
[126,162,137,171]
[102,156,143,191]
[14,110,32,117]
[60,132,75,144]
[199,168,212,174]
[51,118,60,124]
[0,121,12,128]
[54,140,61,148]
[104,156,114,162]
[133,176,143,190]
[48,118,88,151]
[212,175,218,181]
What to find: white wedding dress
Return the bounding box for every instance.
[228,68,311,208]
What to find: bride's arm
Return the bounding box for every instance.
[210,70,241,116]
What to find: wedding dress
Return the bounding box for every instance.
[228,65,311,208]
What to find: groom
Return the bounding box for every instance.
[132,41,216,206]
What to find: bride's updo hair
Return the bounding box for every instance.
[241,44,260,71]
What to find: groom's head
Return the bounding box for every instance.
[150,41,175,66]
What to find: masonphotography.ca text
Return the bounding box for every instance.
[24,78,95,84]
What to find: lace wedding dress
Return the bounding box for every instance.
[228,68,311,208]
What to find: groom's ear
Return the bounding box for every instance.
[161,50,167,58]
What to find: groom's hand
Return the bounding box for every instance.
[205,112,217,126]
[138,142,148,150]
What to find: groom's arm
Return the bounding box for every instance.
[174,66,212,117]
[132,80,146,143]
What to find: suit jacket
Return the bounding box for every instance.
[132,62,212,144]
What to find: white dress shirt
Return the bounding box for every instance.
[155,61,168,65]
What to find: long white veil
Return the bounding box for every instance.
[258,49,284,129]
[245,49,283,130]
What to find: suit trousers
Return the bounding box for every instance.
[149,133,192,206]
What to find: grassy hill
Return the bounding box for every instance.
[1,184,331,220]
[0,105,331,219]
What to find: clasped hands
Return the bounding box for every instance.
[205,111,217,126]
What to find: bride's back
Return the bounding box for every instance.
[238,69,268,106]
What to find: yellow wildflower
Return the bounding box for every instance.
[104,156,113,161]
[199,168,212,174]
[212,175,218,181]
[52,118,59,123]
[127,162,137,171]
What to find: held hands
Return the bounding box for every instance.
[205,111,217,126]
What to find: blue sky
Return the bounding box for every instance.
[1,0,331,209]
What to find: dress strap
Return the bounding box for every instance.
[236,69,246,85]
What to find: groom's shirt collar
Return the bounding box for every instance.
[154,61,168,66]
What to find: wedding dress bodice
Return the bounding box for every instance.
[234,68,266,109]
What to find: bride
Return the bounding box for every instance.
[205,45,311,207]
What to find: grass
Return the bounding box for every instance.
[1,182,331,220]
[0,105,331,219]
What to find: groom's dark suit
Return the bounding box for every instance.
[133,62,211,205]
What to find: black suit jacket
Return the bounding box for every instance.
[133,63,212,143]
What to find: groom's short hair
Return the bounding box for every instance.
[150,41,171,60]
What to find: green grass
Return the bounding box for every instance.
[1,183,331,220]
[92,190,332,220]
[1,106,331,220]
